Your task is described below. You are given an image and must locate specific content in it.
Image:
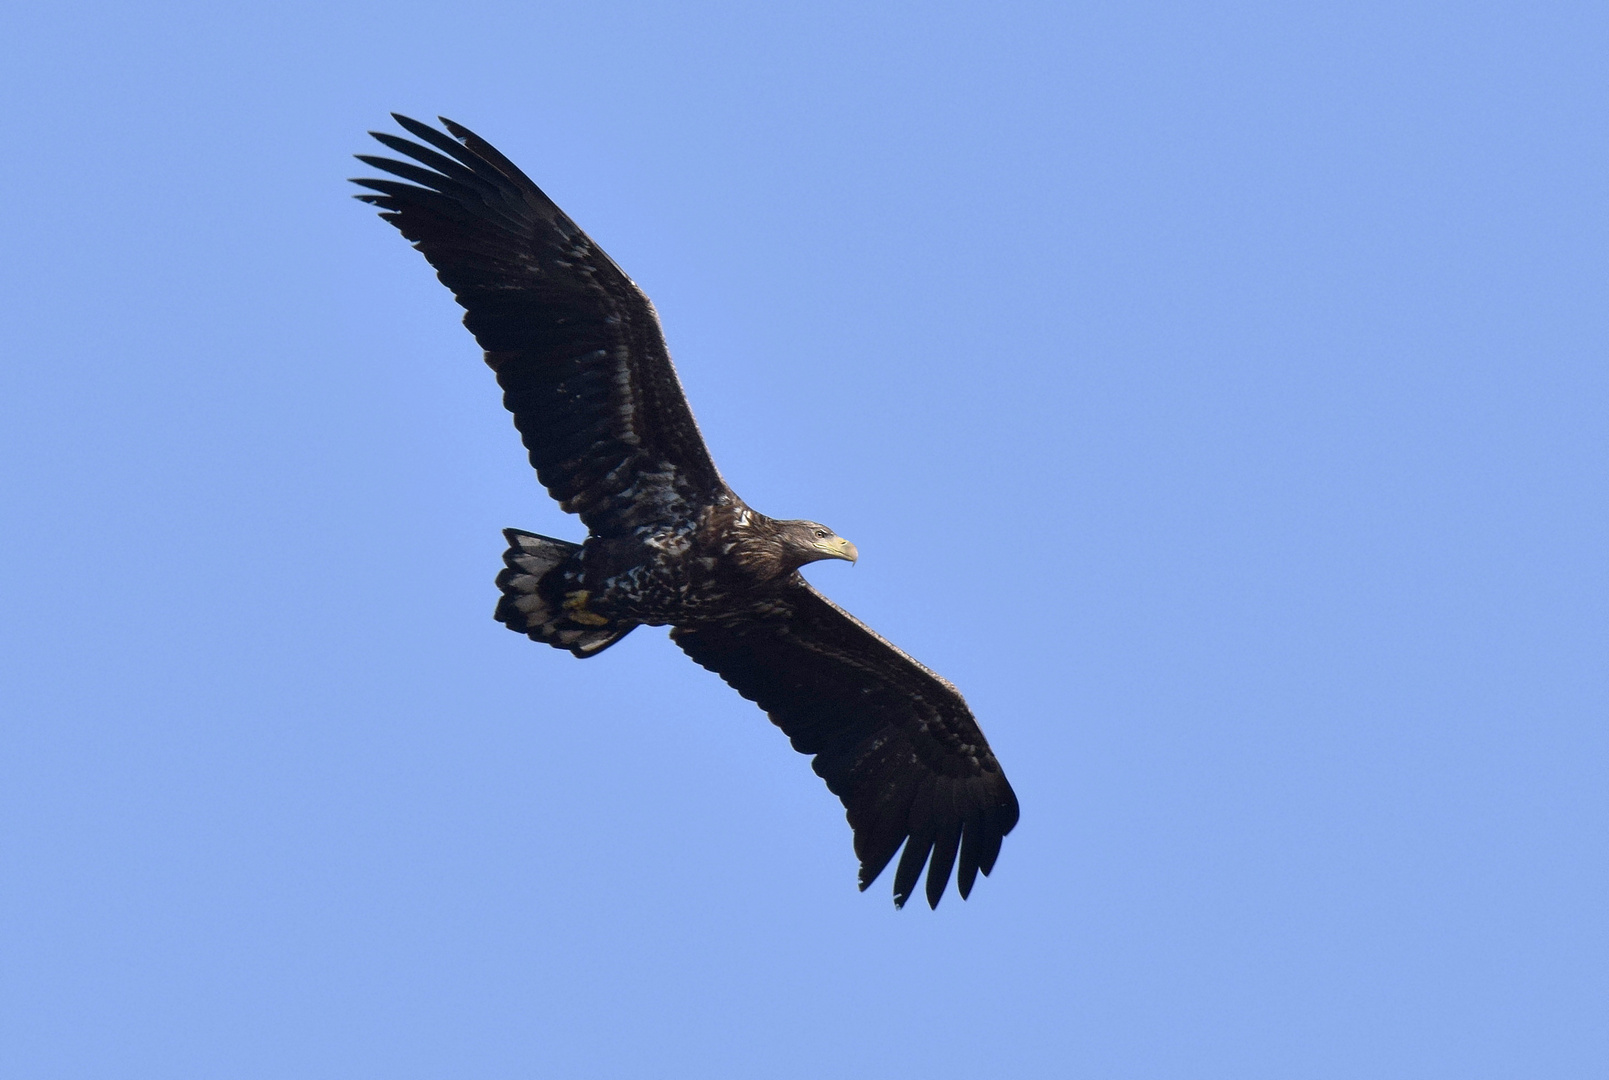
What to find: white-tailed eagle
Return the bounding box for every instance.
[353,116,1019,908]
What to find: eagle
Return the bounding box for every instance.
[352,115,1019,908]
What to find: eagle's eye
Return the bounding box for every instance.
[814,529,828,538]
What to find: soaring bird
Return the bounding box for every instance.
[353,115,1018,908]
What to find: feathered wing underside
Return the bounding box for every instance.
[672,580,1019,908]
[352,115,728,535]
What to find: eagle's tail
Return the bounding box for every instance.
[494,529,634,658]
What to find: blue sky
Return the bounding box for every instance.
[2,1,1604,1076]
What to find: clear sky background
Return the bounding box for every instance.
[2,2,1604,1077]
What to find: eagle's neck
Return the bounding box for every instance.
[714,506,797,582]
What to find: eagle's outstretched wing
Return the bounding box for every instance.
[672,580,1019,908]
[353,115,727,535]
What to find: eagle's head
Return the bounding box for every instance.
[727,511,859,579]
[776,519,859,570]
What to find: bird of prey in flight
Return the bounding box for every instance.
[353,115,1019,907]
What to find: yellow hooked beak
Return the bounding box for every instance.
[817,535,859,563]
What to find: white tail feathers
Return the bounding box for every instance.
[494,529,633,658]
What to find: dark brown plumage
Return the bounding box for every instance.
[354,115,1018,907]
